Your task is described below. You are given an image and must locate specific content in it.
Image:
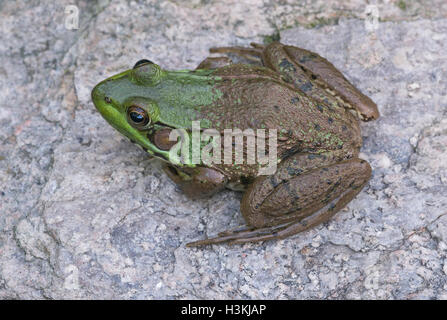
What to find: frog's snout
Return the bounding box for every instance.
[91,83,105,108]
[91,82,115,117]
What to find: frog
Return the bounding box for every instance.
[91,42,379,247]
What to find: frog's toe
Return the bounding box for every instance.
[250,42,265,49]
[196,56,232,70]
[185,234,237,247]
[185,223,291,247]
[217,225,255,237]
[209,46,263,59]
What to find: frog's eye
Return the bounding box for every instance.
[127,106,150,129]
[131,62,164,86]
[133,59,154,69]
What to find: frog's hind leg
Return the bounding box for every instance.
[186,156,371,247]
[196,56,233,70]
[186,222,293,247]
[262,42,379,120]
[195,43,264,69]
[249,42,266,50]
[209,44,263,63]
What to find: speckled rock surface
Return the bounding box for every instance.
[1,0,446,299]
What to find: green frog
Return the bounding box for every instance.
[91,42,379,247]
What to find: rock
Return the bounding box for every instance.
[1,0,446,299]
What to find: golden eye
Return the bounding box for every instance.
[127,106,150,129]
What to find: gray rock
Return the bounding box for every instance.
[1,0,446,299]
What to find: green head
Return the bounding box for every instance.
[91,60,222,164]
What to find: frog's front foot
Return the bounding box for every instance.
[163,164,228,200]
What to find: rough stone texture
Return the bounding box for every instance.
[1,0,447,299]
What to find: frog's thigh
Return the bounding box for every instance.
[285,45,379,120]
[242,158,371,229]
[163,164,227,199]
[186,158,371,246]
[195,56,232,70]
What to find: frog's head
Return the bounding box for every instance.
[91,59,197,165]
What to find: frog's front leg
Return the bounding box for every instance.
[163,164,228,199]
[186,153,371,247]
